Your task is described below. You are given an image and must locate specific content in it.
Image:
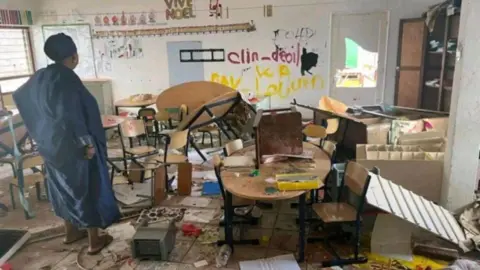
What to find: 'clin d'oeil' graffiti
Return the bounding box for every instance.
[227,44,318,76]
[211,64,324,99]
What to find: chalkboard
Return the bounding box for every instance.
[42,24,96,78]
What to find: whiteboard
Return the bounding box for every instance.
[42,24,97,78]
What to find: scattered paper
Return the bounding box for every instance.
[183,209,216,224]
[180,197,211,208]
[239,254,300,270]
[263,149,314,160]
[192,170,216,181]
[223,156,255,168]
[113,182,151,205]
[194,260,209,268]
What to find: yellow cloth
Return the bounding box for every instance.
[354,252,448,269]
[318,96,348,114]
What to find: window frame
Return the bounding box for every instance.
[0,26,35,82]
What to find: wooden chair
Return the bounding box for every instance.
[9,153,48,219]
[316,140,337,203]
[196,125,222,148]
[120,119,158,157]
[212,155,259,227]
[303,124,327,146]
[152,129,190,190]
[138,108,158,147]
[307,161,375,267]
[223,139,243,156]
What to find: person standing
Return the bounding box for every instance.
[13,33,120,255]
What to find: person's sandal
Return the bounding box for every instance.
[87,234,114,255]
[63,230,88,245]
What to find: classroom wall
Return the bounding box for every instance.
[32,0,442,109]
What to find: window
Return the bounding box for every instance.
[335,38,378,88]
[0,27,35,93]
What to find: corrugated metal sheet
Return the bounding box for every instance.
[366,173,466,245]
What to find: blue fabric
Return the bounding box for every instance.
[13,64,120,229]
[202,182,221,196]
[44,33,77,62]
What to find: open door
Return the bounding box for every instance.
[330,12,388,106]
[395,19,427,108]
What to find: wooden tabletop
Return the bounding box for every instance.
[102,115,126,129]
[115,95,158,107]
[221,142,331,201]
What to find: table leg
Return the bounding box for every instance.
[225,190,234,252]
[298,193,306,262]
[115,106,120,115]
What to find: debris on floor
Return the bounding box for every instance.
[239,253,300,270]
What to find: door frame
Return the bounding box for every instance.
[328,11,390,103]
[393,18,428,107]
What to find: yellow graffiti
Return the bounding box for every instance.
[210,64,324,99]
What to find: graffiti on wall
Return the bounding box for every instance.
[273,27,316,51]
[227,44,319,76]
[211,64,324,99]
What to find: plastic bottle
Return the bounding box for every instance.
[215,244,232,268]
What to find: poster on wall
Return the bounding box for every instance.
[100,38,144,59]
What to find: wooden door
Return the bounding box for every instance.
[395,19,427,108]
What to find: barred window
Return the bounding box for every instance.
[0,27,34,93]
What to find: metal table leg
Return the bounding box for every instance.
[225,190,234,251]
[298,193,306,262]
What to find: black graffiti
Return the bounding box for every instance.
[300,48,318,76]
[273,27,316,50]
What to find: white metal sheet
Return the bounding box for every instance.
[366,173,464,245]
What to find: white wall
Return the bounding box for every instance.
[31,0,442,109]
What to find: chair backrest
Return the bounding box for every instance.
[303,124,327,139]
[179,104,188,121]
[326,118,339,135]
[343,161,370,197]
[168,129,189,150]
[212,154,226,199]
[138,108,156,130]
[120,119,146,138]
[322,140,336,160]
[224,139,243,156]
[20,154,44,170]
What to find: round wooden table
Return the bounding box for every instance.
[114,95,157,115]
[102,115,126,129]
[220,142,331,262]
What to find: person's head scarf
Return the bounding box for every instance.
[44,33,77,62]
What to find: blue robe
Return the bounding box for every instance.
[13,64,120,229]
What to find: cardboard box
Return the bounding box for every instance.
[312,106,449,155]
[356,144,444,202]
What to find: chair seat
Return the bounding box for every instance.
[222,196,255,207]
[125,146,157,156]
[107,148,124,158]
[11,173,45,187]
[155,154,188,164]
[112,175,130,185]
[312,202,359,223]
[306,137,322,146]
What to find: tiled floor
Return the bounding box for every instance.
[6,195,353,269]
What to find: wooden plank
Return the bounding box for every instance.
[389,182,416,224]
[430,202,458,243]
[378,176,405,218]
[366,174,391,212]
[440,207,467,243]
[402,190,428,230]
[410,192,439,234]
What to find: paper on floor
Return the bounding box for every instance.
[239,254,300,270]
[180,197,211,208]
[192,170,216,181]
[113,182,150,205]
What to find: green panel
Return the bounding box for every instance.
[345,38,359,69]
